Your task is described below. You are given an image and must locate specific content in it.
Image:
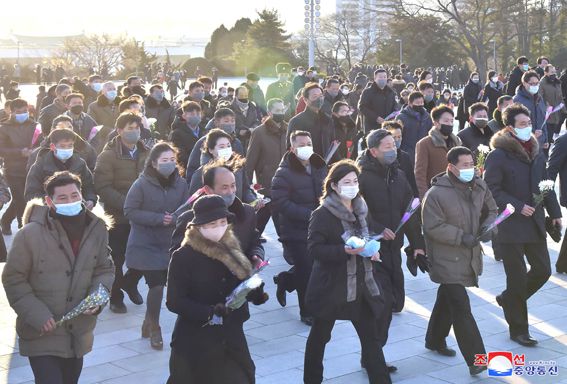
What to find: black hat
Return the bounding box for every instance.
[188,195,234,226]
[246,72,260,81]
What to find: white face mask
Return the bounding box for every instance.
[295,146,313,161]
[491,77,499,83]
[528,84,540,94]
[339,185,359,200]
[216,147,232,161]
[199,224,228,242]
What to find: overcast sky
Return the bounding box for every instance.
[1,0,333,40]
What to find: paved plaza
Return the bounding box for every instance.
[1,215,567,384]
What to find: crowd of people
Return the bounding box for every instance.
[0,55,566,384]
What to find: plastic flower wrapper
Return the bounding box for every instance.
[476,203,515,240]
[533,180,555,208]
[226,274,264,311]
[476,144,490,173]
[343,233,382,259]
[56,284,109,327]
[394,198,421,234]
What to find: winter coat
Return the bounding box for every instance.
[358,82,397,133]
[539,75,566,125]
[415,128,462,199]
[457,123,494,160]
[27,135,98,172]
[171,197,264,261]
[506,66,524,96]
[331,115,358,162]
[320,92,345,118]
[168,118,205,176]
[182,96,213,126]
[124,169,189,271]
[1,201,114,358]
[422,172,498,287]
[64,111,98,143]
[87,94,121,132]
[166,227,254,384]
[397,148,419,197]
[484,129,561,243]
[0,117,42,178]
[306,204,384,320]
[145,96,176,139]
[271,152,328,242]
[463,80,483,120]
[548,133,567,207]
[189,158,256,204]
[397,105,433,162]
[357,150,425,252]
[94,136,148,224]
[38,101,67,136]
[230,100,261,146]
[245,118,287,197]
[513,86,548,148]
[286,107,335,159]
[185,135,245,182]
[483,82,503,117]
[24,149,97,204]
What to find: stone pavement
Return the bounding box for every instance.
[1,217,567,384]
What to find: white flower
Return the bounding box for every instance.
[505,203,515,215]
[538,180,555,193]
[477,144,490,154]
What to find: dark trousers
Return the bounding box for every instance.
[557,233,567,272]
[256,201,280,236]
[281,241,312,317]
[108,223,142,303]
[425,284,485,366]
[2,175,26,228]
[28,355,83,384]
[304,301,391,384]
[498,241,551,337]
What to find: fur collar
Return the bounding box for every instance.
[96,94,120,107]
[490,128,539,162]
[182,225,253,280]
[23,198,114,230]
[428,127,461,148]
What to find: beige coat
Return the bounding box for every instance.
[1,200,114,358]
[422,173,498,287]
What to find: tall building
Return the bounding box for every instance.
[335,0,395,37]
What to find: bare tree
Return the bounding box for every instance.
[57,34,125,74]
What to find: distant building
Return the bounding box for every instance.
[335,0,395,38]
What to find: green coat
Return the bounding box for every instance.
[94,136,148,224]
[422,173,498,287]
[1,201,114,358]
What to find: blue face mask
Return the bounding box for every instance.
[458,168,475,183]
[54,201,83,216]
[15,112,29,123]
[55,148,73,161]
[193,92,205,101]
[105,90,117,101]
[91,82,103,92]
[424,94,434,102]
[522,64,530,71]
[514,126,532,142]
[153,92,164,102]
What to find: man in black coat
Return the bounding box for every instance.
[357,129,425,368]
[506,57,530,96]
[38,84,72,136]
[171,164,264,264]
[457,102,493,160]
[484,103,562,347]
[287,83,335,159]
[168,101,205,177]
[271,130,328,325]
[546,132,567,273]
[320,78,345,118]
[383,121,419,197]
[358,68,397,134]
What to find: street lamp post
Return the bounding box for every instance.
[304,0,320,67]
[396,39,403,69]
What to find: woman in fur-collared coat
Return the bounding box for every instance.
[166,195,268,384]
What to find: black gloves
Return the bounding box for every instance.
[478,227,493,243]
[405,247,431,277]
[461,234,479,249]
[545,217,562,243]
[213,303,230,317]
[246,282,269,305]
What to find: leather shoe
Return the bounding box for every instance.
[511,334,538,347]
[273,275,287,307]
[557,267,567,274]
[360,360,397,373]
[469,365,487,376]
[301,316,313,326]
[124,288,144,305]
[109,302,127,314]
[425,344,456,357]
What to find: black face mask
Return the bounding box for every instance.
[70,105,84,115]
[131,85,145,95]
[440,124,453,136]
[338,115,353,125]
[238,98,249,104]
[272,114,285,123]
[411,105,424,113]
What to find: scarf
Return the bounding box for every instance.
[322,193,380,302]
[235,99,249,114]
